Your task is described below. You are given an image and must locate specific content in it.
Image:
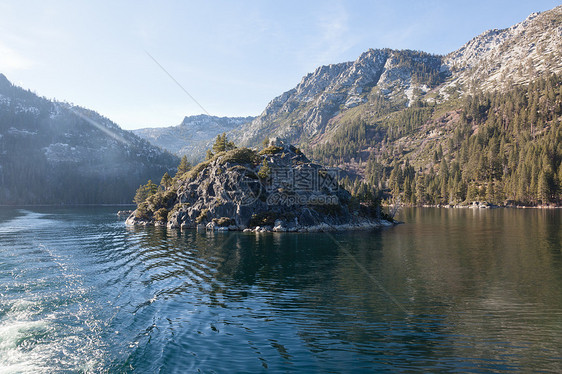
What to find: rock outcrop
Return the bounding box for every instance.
[126,140,391,232]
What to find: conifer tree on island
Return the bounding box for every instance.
[207,133,236,160]
[133,180,158,205]
[176,156,191,177]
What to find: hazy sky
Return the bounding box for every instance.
[0,1,559,130]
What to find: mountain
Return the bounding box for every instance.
[229,5,562,206]
[234,6,562,150]
[232,49,446,147]
[134,114,254,160]
[0,74,179,204]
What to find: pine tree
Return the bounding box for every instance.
[212,133,236,153]
[160,172,172,189]
[258,159,271,179]
[415,174,426,205]
[537,170,552,203]
[133,180,158,206]
[403,176,412,202]
[212,134,225,153]
[440,180,449,204]
[176,156,191,177]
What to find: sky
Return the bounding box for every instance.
[0,1,560,130]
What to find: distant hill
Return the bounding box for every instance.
[134,115,254,161]
[0,74,178,204]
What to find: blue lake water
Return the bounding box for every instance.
[0,207,561,372]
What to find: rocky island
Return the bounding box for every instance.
[126,139,393,232]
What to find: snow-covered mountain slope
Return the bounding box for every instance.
[444,5,562,91]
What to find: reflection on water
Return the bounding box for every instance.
[0,207,560,372]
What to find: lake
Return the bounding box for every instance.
[0,207,561,372]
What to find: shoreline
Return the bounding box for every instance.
[0,204,136,207]
[126,214,396,233]
[384,203,562,210]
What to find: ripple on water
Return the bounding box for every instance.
[0,211,111,373]
[1,207,562,372]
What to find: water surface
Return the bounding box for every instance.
[0,207,561,372]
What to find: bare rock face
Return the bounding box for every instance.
[127,141,389,232]
[232,49,445,148]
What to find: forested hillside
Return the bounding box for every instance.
[0,74,178,204]
[310,74,562,206]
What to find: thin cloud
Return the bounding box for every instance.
[302,2,358,69]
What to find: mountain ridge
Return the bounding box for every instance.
[232,48,445,148]
[443,5,562,92]
[229,5,561,152]
[134,6,561,166]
